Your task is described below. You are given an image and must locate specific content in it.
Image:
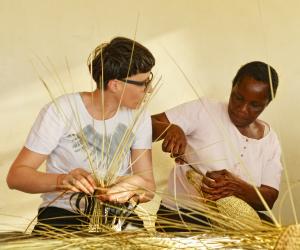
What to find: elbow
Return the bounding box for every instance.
[268,202,274,210]
[6,172,16,190]
[266,190,279,210]
[6,167,22,190]
[266,196,277,210]
[258,192,278,211]
[150,116,157,141]
[258,201,275,211]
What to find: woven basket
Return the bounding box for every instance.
[186,169,261,229]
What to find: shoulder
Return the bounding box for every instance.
[201,97,225,111]
[170,98,225,118]
[257,120,281,146]
[172,97,223,110]
[55,93,79,106]
[268,128,281,145]
[42,93,78,108]
[165,97,225,120]
[256,119,275,137]
[44,93,80,113]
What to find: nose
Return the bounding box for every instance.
[238,103,248,114]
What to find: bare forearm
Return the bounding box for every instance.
[151,117,171,142]
[237,183,278,211]
[7,165,59,193]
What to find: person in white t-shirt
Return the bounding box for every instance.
[152,61,282,231]
[7,37,156,231]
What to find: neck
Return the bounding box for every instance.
[236,121,264,139]
[81,89,121,120]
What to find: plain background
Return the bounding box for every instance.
[1,0,299,231]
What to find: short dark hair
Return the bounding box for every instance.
[88,37,155,89]
[232,61,279,101]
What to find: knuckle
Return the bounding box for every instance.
[74,168,80,173]
[78,176,85,182]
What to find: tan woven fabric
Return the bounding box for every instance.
[275,224,300,250]
[186,169,261,229]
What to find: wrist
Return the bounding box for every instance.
[56,174,67,191]
[237,180,252,201]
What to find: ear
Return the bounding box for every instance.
[107,79,120,93]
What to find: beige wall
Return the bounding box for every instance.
[1,0,299,230]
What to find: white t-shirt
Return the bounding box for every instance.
[162,98,282,209]
[25,93,152,211]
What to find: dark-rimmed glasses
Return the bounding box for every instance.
[119,72,153,89]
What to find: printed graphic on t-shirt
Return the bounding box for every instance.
[69,123,134,173]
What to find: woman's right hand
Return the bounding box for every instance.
[57,168,96,195]
[152,113,187,163]
[162,124,187,163]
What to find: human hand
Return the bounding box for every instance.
[56,168,96,195]
[98,182,137,204]
[97,176,146,204]
[201,169,245,201]
[162,124,187,163]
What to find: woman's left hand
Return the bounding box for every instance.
[97,176,145,204]
[201,169,246,201]
[97,149,155,204]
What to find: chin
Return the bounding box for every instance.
[233,121,247,128]
[232,118,251,128]
[229,114,248,127]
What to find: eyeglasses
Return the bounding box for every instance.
[119,72,153,89]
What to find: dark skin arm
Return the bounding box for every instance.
[201,169,279,211]
[151,112,187,163]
